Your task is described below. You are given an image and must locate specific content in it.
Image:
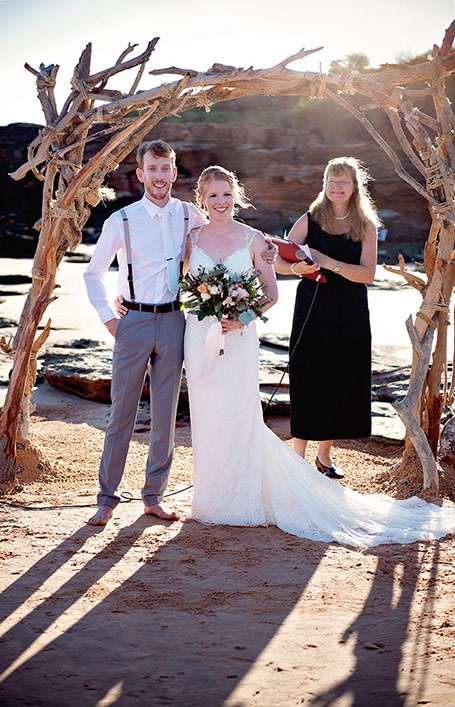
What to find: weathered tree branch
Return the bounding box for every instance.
[393,318,438,489]
[0,105,157,466]
[383,255,427,293]
[87,38,159,85]
[3,26,455,491]
[324,87,448,215]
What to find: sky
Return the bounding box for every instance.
[0,0,454,126]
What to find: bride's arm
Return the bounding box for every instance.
[182,227,199,275]
[221,231,278,334]
[181,237,191,275]
[251,232,278,314]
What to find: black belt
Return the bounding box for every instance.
[124,300,181,314]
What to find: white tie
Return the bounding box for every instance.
[158,211,179,297]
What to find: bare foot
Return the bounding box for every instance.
[87,506,114,525]
[144,503,180,521]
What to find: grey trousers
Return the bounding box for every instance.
[97,308,185,508]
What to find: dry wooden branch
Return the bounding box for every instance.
[426,254,455,452]
[116,43,138,66]
[149,66,199,78]
[87,38,159,85]
[4,27,455,488]
[406,108,439,134]
[393,317,438,490]
[19,319,52,440]
[382,256,426,293]
[324,87,446,213]
[440,21,455,56]
[384,102,427,176]
[447,301,455,407]
[0,106,156,468]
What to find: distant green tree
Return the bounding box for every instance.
[342,52,371,71]
[330,52,371,74]
[394,50,431,65]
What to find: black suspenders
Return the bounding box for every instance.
[120,209,135,302]
[121,202,189,303]
[180,203,189,277]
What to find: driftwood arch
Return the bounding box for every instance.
[2,24,455,490]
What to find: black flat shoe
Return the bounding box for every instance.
[315,456,345,479]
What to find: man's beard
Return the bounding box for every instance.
[144,179,172,202]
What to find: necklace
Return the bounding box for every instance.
[334,212,350,221]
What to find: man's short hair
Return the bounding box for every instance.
[136,140,176,169]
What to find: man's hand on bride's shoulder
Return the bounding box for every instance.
[261,236,278,264]
[114,294,128,317]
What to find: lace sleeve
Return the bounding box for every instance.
[244,225,257,250]
[189,226,203,249]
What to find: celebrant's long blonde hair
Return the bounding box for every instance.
[310,157,381,242]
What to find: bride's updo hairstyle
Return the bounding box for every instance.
[310,156,381,242]
[195,165,253,215]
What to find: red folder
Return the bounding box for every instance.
[269,236,327,283]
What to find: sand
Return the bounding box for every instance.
[1,255,455,706]
[1,383,455,706]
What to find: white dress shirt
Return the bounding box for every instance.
[84,195,206,324]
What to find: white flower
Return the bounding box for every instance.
[201,292,211,301]
[208,285,219,295]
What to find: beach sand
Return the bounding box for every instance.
[1,253,455,706]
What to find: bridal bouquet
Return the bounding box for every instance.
[179,264,271,326]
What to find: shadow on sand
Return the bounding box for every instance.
[0,512,441,706]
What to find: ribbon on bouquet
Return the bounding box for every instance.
[195,318,225,382]
[205,318,225,365]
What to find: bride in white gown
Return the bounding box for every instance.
[183,165,455,548]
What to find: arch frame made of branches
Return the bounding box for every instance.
[2,23,455,490]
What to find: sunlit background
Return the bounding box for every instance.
[0,0,453,126]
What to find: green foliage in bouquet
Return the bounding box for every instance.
[179,264,272,326]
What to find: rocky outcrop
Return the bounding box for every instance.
[40,341,114,403]
[2,100,431,257]
[0,123,43,256]
[94,119,429,246]
[39,338,287,413]
[39,336,408,440]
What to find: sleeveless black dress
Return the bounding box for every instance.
[289,213,371,440]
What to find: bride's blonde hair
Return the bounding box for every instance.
[310,157,381,242]
[195,165,253,214]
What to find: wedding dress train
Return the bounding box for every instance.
[183,227,455,548]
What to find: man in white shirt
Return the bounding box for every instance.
[85,139,276,526]
[84,140,207,525]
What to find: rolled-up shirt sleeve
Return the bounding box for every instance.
[84,213,122,324]
[188,203,207,230]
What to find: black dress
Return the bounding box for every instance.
[289,213,371,440]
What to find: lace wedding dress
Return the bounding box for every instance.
[183,226,455,548]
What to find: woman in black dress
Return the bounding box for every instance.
[275,157,380,478]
